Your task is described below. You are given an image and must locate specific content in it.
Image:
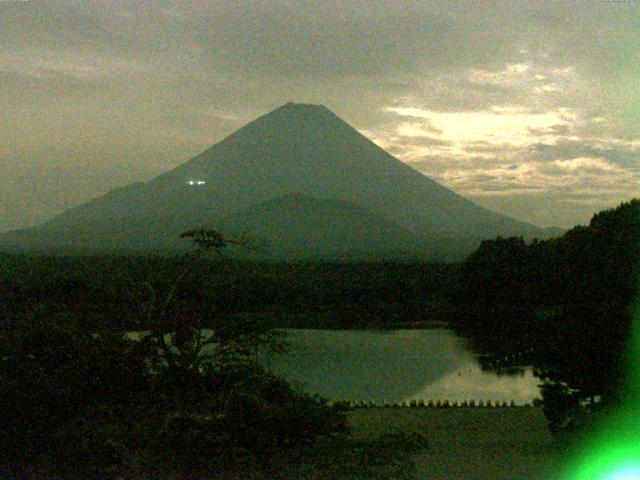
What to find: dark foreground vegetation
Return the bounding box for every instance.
[0,199,637,476]
[0,253,454,331]
[452,199,640,432]
[0,231,427,479]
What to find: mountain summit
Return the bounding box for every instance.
[1,103,548,259]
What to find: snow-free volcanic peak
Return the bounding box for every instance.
[0,103,550,259]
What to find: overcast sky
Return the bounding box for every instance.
[1,0,638,231]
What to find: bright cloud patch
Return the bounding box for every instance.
[386,105,575,148]
[375,61,640,227]
[553,157,619,172]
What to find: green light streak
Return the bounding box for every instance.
[559,300,640,479]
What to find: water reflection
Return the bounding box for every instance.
[266,329,541,405]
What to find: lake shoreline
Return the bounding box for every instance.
[266,328,542,405]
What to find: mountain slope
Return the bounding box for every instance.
[215,193,426,260]
[0,103,547,259]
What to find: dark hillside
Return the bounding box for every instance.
[0,254,454,330]
[452,199,640,425]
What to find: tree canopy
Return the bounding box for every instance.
[453,199,640,430]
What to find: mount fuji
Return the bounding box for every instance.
[0,103,549,260]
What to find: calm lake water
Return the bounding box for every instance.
[264,329,541,405]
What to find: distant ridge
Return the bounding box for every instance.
[0,102,550,260]
[215,193,425,260]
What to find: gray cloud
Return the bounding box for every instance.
[0,0,638,230]
[529,140,640,169]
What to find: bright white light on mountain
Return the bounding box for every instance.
[188,180,195,185]
[197,181,206,185]
[187,180,206,186]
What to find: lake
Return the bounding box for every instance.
[264,328,541,405]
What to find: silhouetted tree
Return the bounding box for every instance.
[0,229,351,478]
[452,199,640,433]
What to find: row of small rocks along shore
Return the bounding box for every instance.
[328,399,536,409]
